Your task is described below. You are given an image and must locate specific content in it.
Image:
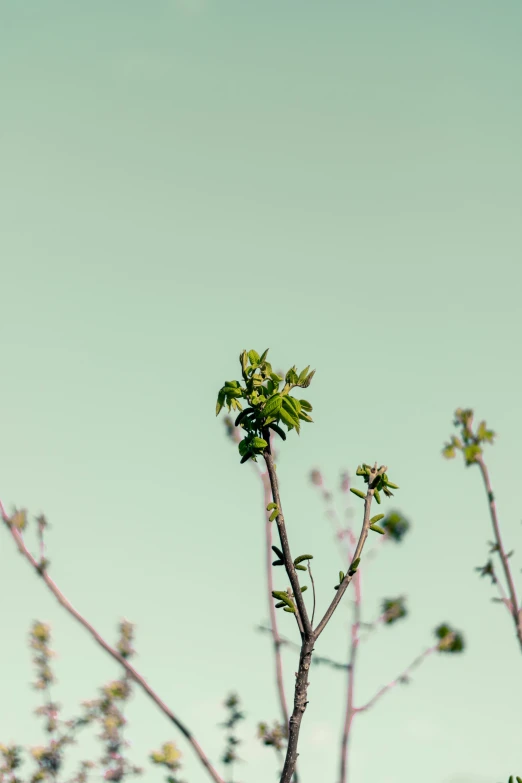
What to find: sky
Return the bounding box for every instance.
[1,1,522,782]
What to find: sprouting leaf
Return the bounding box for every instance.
[295,564,307,571]
[373,489,381,504]
[385,481,399,490]
[272,560,284,566]
[216,389,226,416]
[248,350,261,365]
[299,399,313,412]
[300,586,308,592]
[298,369,316,388]
[350,488,366,499]
[349,557,360,573]
[259,349,269,364]
[251,437,268,450]
[285,367,299,385]
[298,411,313,423]
[370,524,385,534]
[267,502,277,511]
[11,509,27,530]
[283,606,296,613]
[269,509,279,522]
[270,372,283,384]
[442,443,456,459]
[339,571,345,583]
[298,366,310,383]
[370,514,385,524]
[294,554,313,565]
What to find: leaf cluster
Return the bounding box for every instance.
[350,463,399,505]
[435,623,465,653]
[216,349,315,464]
[442,408,495,466]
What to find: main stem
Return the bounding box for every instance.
[476,456,522,652]
[261,466,290,730]
[263,448,314,783]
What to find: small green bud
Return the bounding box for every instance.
[350,488,366,499]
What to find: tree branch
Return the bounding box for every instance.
[475,456,522,652]
[0,502,224,783]
[356,645,436,714]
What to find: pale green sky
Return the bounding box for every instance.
[1,2,522,782]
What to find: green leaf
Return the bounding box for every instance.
[294,554,313,565]
[285,367,299,385]
[248,350,260,365]
[275,601,286,608]
[370,514,385,524]
[282,395,301,415]
[263,394,283,418]
[300,586,308,592]
[279,406,299,430]
[268,422,287,440]
[442,443,456,459]
[283,606,296,613]
[272,560,284,566]
[259,349,269,364]
[267,502,277,511]
[350,488,366,499]
[251,437,268,450]
[270,372,283,384]
[299,399,313,412]
[240,350,248,375]
[216,389,226,416]
[225,380,241,388]
[298,366,310,383]
[298,369,316,388]
[269,509,279,522]
[349,557,360,573]
[271,545,284,559]
[385,481,399,490]
[298,411,313,423]
[370,524,385,534]
[339,571,345,583]
[295,564,307,571]
[373,489,381,504]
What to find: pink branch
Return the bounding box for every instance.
[0,501,224,783]
[356,645,437,714]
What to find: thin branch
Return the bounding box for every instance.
[475,456,522,652]
[307,561,316,628]
[0,502,224,783]
[356,645,437,714]
[259,462,290,732]
[314,469,384,639]
[263,447,312,638]
[339,563,361,783]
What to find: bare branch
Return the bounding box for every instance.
[357,645,437,714]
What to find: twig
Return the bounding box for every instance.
[307,561,316,627]
[356,645,437,714]
[475,456,522,652]
[0,501,224,783]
